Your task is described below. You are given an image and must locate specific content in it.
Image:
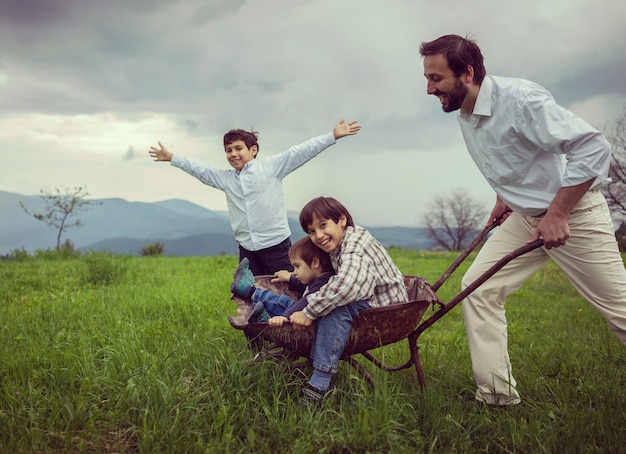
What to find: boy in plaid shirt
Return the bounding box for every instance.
[290,196,408,402]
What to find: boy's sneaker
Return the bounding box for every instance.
[300,382,333,405]
[230,258,255,297]
[248,302,270,323]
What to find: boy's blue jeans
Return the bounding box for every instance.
[253,289,296,317]
[311,300,370,373]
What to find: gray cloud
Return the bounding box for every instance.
[550,55,626,106]
[0,0,625,226]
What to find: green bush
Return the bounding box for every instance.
[4,247,31,261]
[81,250,129,285]
[140,241,165,257]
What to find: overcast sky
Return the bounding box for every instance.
[1,0,625,227]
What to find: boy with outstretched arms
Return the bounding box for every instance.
[148,120,360,275]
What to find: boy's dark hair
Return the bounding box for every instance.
[223,129,260,154]
[289,236,332,272]
[419,34,486,85]
[299,196,355,232]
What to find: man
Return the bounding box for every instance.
[420,34,626,406]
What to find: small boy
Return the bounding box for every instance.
[290,196,408,403]
[230,236,335,325]
[148,120,361,276]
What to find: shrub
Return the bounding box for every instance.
[3,248,30,261]
[82,250,129,285]
[140,241,165,257]
[60,238,76,252]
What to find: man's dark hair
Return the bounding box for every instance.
[289,236,333,272]
[299,196,355,232]
[419,34,486,84]
[223,129,260,154]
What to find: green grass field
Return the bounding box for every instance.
[0,249,625,453]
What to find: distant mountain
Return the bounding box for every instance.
[82,233,239,257]
[366,226,434,250]
[0,190,434,255]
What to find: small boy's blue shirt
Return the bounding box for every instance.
[171,132,336,251]
[282,272,335,319]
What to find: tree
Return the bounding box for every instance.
[603,105,626,219]
[422,188,488,251]
[20,186,99,250]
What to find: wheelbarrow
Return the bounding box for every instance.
[228,221,544,388]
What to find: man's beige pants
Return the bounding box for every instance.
[462,190,626,405]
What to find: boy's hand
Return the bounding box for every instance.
[149,141,174,162]
[268,316,289,327]
[289,311,313,330]
[333,119,361,139]
[271,270,292,283]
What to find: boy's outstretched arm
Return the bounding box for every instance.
[148,141,174,162]
[333,119,361,139]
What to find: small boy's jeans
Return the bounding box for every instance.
[311,300,371,373]
[252,289,296,317]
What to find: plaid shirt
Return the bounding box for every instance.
[303,226,408,319]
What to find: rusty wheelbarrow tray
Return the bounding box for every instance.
[228,222,543,388]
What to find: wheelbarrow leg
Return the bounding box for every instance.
[345,356,375,387]
[408,332,426,389]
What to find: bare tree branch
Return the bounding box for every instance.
[603,105,626,218]
[20,186,100,249]
[422,189,488,251]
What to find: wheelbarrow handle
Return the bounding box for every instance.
[449,238,545,305]
[413,238,544,337]
[430,217,501,292]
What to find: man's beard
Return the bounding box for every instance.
[436,78,467,113]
